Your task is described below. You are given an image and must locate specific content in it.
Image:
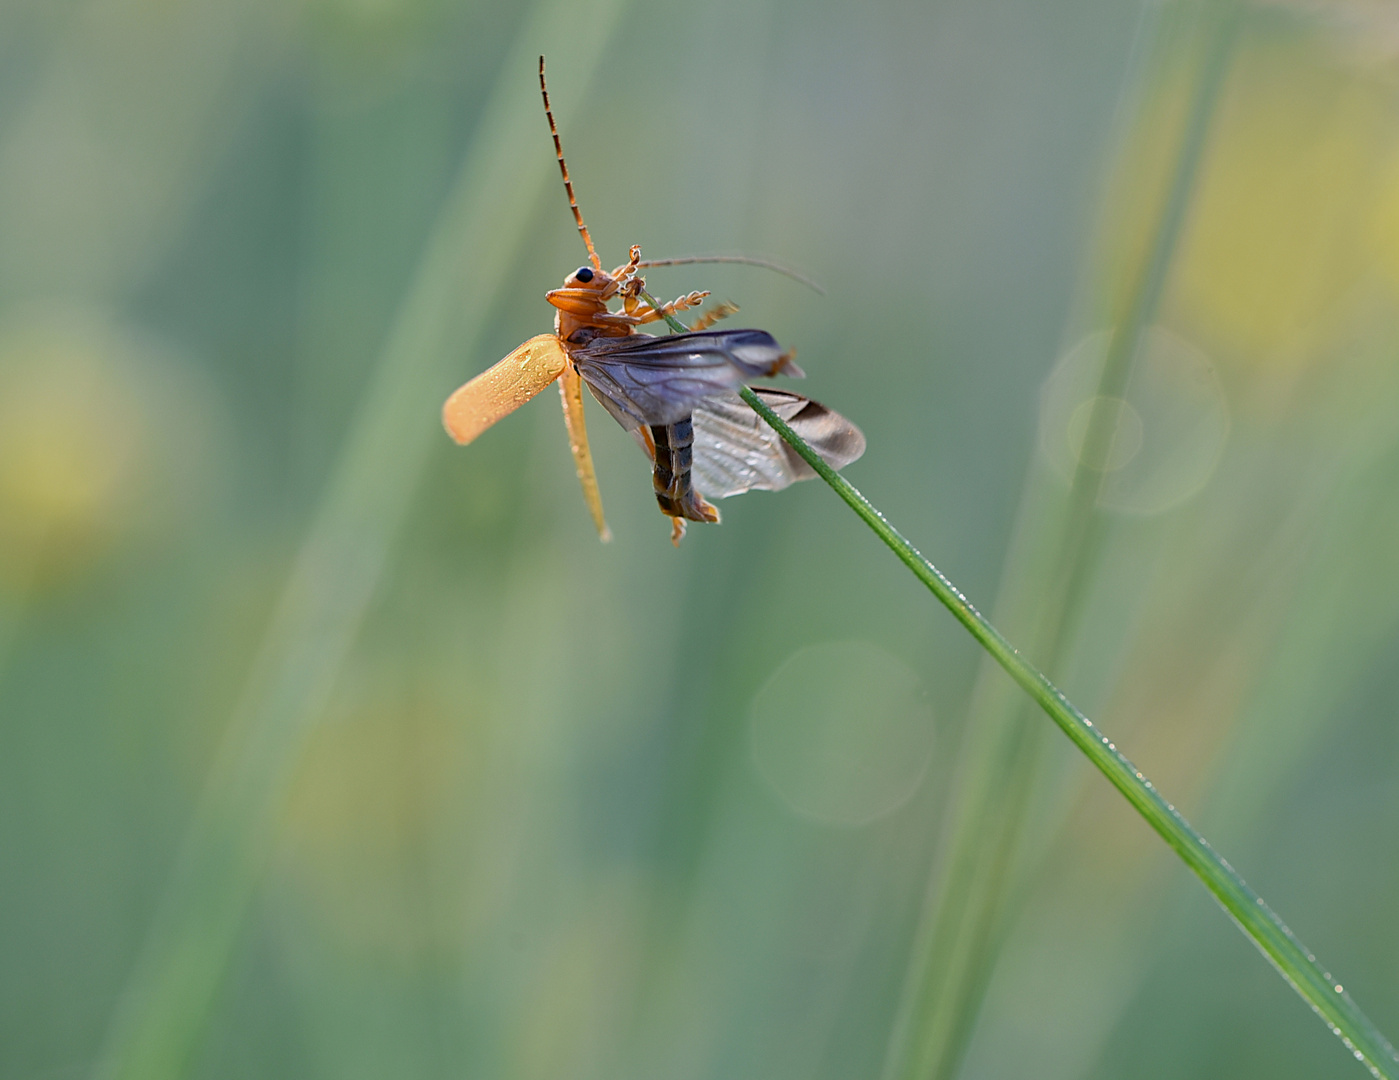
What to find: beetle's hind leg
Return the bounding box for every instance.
[689,300,740,332]
[558,361,612,541]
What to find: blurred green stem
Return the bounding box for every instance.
[883,3,1242,1078]
[91,10,628,1080]
[732,389,1399,1080]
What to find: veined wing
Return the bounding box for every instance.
[570,329,802,429]
[442,334,567,445]
[688,388,866,498]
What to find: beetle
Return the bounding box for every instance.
[442,57,864,544]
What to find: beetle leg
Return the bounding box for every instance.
[587,311,647,329]
[632,290,710,325]
[585,290,710,330]
[598,274,626,301]
[609,245,641,282]
[558,361,612,541]
[689,300,740,332]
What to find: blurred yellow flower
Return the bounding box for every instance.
[279,688,475,958]
[1171,30,1395,365]
[0,309,148,592]
[0,305,216,595]
[1099,27,1399,372]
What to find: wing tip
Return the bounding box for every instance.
[774,351,805,379]
[442,399,474,445]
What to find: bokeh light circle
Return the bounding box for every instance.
[748,641,933,826]
[1039,327,1230,515]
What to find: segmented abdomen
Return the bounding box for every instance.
[650,417,719,523]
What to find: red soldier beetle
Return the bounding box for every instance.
[442,57,864,545]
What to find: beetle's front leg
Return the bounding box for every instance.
[609,245,642,283]
[619,276,646,315]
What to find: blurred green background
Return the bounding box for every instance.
[3,0,1399,1078]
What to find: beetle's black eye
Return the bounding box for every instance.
[575,266,594,283]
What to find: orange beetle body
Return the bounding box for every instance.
[442,58,863,546]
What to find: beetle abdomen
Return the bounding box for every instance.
[650,417,720,523]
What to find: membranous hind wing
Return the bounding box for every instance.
[571,328,857,539]
[689,388,865,498]
[569,329,802,429]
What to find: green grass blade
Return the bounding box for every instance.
[737,383,1399,1080]
[90,11,629,1080]
[883,3,1244,1076]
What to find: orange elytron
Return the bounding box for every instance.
[442,57,864,544]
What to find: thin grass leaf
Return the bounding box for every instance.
[732,382,1399,1080]
[638,255,1399,1077]
[883,2,1245,1077]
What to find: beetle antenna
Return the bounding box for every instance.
[539,56,600,271]
[633,254,825,295]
